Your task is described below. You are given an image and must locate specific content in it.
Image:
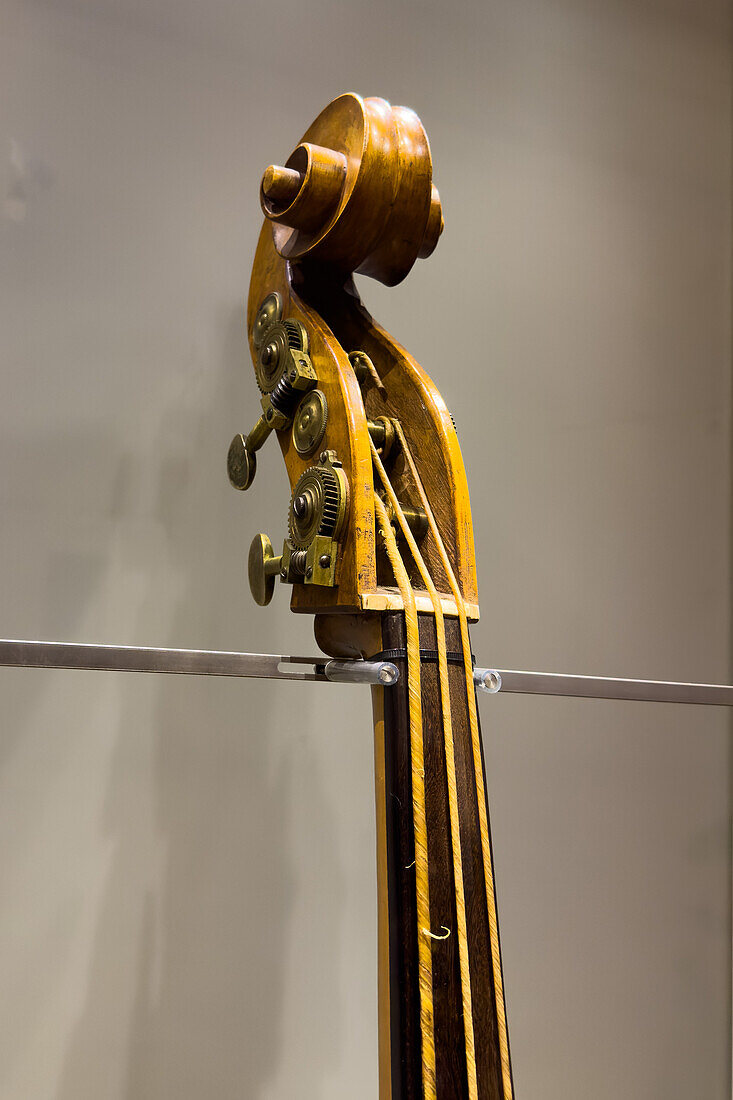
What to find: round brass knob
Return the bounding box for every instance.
[252,292,282,349]
[292,389,328,455]
[248,533,281,607]
[227,433,256,490]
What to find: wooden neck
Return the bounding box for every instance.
[372,612,513,1100]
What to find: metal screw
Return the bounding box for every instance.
[293,494,307,518]
[290,370,297,382]
[266,408,273,421]
[305,566,313,579]
[319,554,331,568]
[280,567,287,578]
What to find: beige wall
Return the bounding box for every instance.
[1,0,730,1097]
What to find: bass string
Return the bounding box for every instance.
[371,441,479,1100]
[373,492,437,1100]
[392,421,513,1100]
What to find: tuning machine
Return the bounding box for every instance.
[247,450,349,606]
[228,292,318,490]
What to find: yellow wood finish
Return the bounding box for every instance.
[246,93,477,618]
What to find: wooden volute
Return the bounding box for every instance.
[230,93,513,1100]
[259,94,443,284]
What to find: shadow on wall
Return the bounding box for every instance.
[52,308,342,1099]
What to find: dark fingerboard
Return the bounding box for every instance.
[377,612,513,1100]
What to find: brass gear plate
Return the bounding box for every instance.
[292,390,328,456]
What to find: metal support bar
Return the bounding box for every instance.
[474,667,733,707]
[0,639,398,687]
[2,640,733,706]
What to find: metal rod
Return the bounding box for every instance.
[2,640,732,706]
[0,638,328,682]
[325,659,399,686]
[475,667,733,707]
[0,639,398,687]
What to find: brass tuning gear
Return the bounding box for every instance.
[246,451,349,607]
[228,292,317,491]
[288,451,348,549]
[251,291,282,348]
[286,450,348,587]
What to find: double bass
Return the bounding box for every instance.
[227,93,513,1100]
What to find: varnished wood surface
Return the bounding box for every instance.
[380,614,511,1099]
[246,92,476,618]
[293,263,478,606]
[259,94,441,286]
[241,93,512,1098]
[246,225,479,617]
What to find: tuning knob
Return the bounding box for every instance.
[227,403,285,492]
[248,533,283,606]
[229,297,318,493]
[227,433,257,491]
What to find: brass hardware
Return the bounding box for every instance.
[303,534,339,586]
[244,451,349,606]
[252,292,282,349]
[227,396,290,492]
[231,295,319,492]
[288,451,348,550]
[367,416,395,459]
[228,432,257,491]
[278,451,349,591]
[254,319,312,396]
[248,533,283,606]
[281,541,307,580]
[293,389,328,456]
[383,497,428,542]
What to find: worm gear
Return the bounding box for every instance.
[288,451,348,550]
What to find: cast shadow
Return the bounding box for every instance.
[53,306,342,1098]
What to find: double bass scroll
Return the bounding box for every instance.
[228,92,513,1100]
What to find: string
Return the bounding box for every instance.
[373,493,437,1100]
[392,421,513,1099]
[371,441,479,1100]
